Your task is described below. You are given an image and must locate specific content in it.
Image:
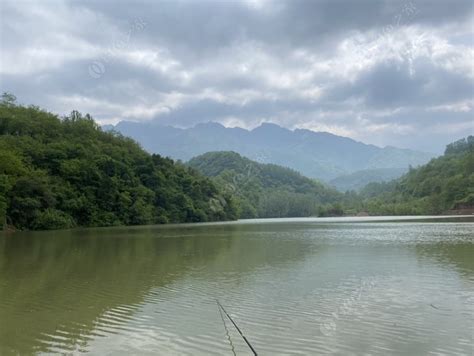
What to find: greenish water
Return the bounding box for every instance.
[0,217,473,355]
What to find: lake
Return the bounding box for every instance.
[0,216,473,355]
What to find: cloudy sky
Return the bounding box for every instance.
[1,0,473,152]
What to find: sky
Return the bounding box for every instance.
[0,0,473,153]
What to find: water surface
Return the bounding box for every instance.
[1,216,473,355]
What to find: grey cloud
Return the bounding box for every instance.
[327,58,473,109]
[74,0,473,55]
[0,0,472,153]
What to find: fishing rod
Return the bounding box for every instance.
[217,300,236,356]
[216,299,258,356]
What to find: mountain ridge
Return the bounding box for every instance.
[106,120,434,181]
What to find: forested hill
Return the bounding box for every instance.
[361,136,474,215]
[0,97,237,230]
[187,151,350,218]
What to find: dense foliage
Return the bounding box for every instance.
[0,95,237,230]
[187,151,352,218]
[360,136,474,215]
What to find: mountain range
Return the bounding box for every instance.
[105,121,434,183]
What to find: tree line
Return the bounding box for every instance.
[187,140,473,219]
[1,93,471,230]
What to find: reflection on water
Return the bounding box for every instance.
[0,217,473,355]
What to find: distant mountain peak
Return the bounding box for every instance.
[194,121,225,129]
[253,122,286,130]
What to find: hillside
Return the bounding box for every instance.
[0,98,237,230]
[330,167,408,192]
[361,136,474,215]
[187,151,351,218]
[107,121,433,181]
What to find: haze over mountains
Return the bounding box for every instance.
[106,121,434,183]
[329,168,408,192]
